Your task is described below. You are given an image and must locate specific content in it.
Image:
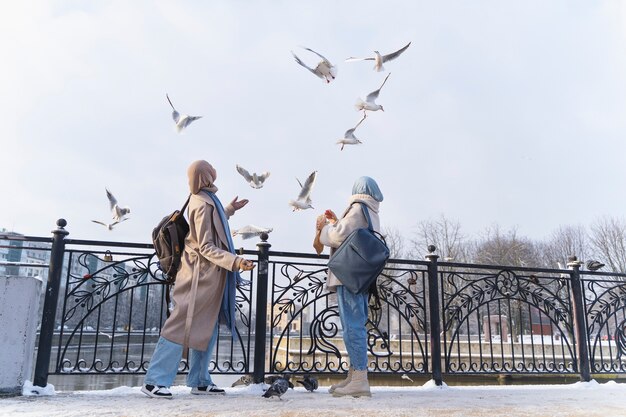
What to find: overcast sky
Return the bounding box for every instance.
[3,1,626,254]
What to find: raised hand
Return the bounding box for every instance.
[230,196,249,212]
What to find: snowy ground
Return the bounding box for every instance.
[2,380,625,417]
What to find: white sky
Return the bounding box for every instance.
[6,380,626,417]
[3,1,626,254]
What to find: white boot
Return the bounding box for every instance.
[328,366,354,394]
[332,369,371,397]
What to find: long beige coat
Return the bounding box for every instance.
[319,194,381,291]
[160,192,242,351]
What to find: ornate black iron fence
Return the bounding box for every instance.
[4,220,625,388]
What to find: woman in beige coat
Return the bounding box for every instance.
[142,160,255,399]
[316,176,383,398]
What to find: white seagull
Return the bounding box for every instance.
[236,165,271,189]
[166,94,202,133]
[337,115,367,151]
[291,47,338,84]
[345,42,411,72]
[91,218,128,231]
[232,225,274,240]
[355,73,391,114]
[289,171,317,211]
[106,188,131,222]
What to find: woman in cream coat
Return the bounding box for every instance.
[142,160,255,399]
[316,176,383,398]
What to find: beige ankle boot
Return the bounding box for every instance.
[332,369,371,397]
[328,366,354,393]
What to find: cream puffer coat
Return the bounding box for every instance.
[319,194,381,291]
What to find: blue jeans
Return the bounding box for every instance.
[336,286,369,371]
[144,325,219,388]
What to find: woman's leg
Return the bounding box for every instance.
[336,286,369,371]
[187,324,219,388]
[144,337,184,387]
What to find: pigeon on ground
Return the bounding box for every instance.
[586,260,605,271]
[355,73,391,114]
[106,188,131,222]
[236,165,270,189]
[264,375,294,389]
[91,218,127,231]
[291,47,337,83]
[297,375,318,392]
[166,94,202,133]
[232,225,273,240]
[262,378,290,399]
[345,42,411,72]
[289,171,317,211]
[231,374,253,387]
[337,115,367,151]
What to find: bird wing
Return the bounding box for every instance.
[258,171,270,182]
[166,94,180,123]
[303,47,331,64]
[91,220,107,226]
[352,114,366,130]
[345,56,375,62]
[236,165,253,182]
[295,177,303,189]
[105,188,118,210]
[365,73,391,103]
[382,42,411,63]
[297,171,317,200]
[292,51,317,75]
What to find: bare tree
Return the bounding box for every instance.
[541,225,590,269]
[589,216,626,273]
[411,214,469,262]
[472,225,542,267]
[382,226,406,259]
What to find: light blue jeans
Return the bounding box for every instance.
[336,286,369,371]
[144,325,219,388]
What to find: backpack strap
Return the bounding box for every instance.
[358,203,374,231]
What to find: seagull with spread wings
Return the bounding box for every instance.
[166,94,202,133]
[236,165,270,189]
[337,115,367,150]
[355,73,391,114]
[91,218,128,231]
[289,171,317,211]
[345,42,411,72]
[106,188,131,222]
[291,47,338,83]
[232,225,273,240]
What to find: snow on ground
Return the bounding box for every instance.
[2,380,626,417]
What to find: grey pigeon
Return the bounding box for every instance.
[264,375,294,389]
[296,375,318,392]
[262,378,289,399]
[586,260,605,271]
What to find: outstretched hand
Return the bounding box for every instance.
[230,196,249,212]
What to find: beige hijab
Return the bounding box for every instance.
[187,160,218,194]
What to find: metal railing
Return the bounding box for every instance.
[3,220,625,388]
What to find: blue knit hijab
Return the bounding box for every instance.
[352,176,383,202]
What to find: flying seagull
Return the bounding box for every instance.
[262,378,290,399]
[345,41,411,72]
[291,47,337,83]
[355,73,391,114]
[166,94,202,133]
[236,165,270,189]
[232,225,273,240]
[91,218,127,231]
[106,188,131,222]
[337,115,367,150]
[289,171,317,211]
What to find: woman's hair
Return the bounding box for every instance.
[352,176,383,202]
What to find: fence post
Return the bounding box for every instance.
[33,219,69,388]
[253,233,271,383]
[567,256,591,382]
[426,245,443,386]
